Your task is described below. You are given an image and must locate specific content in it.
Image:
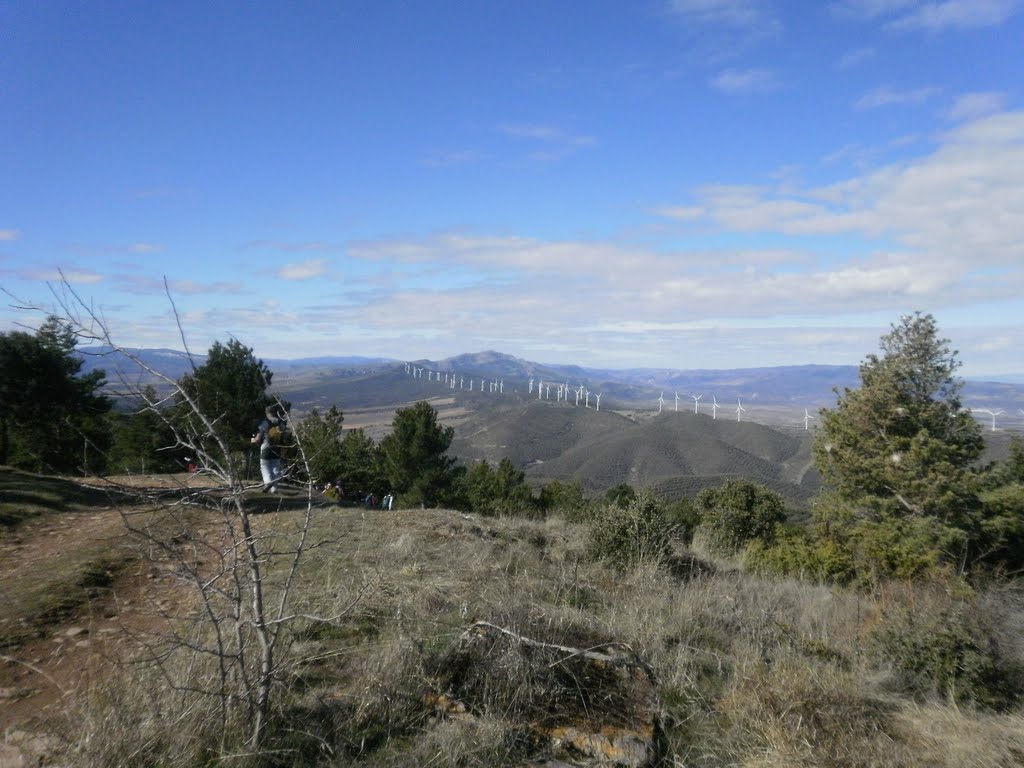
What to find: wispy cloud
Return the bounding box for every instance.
[421,149,490,168]
[243,240,337,252]
[497,122,597,161]
[888,0,1020,30]
[115,275,245,296]
[855,84,941,109]
[0,229,20,241]
[656,110,1024,275]
[946,91,1007,121]
[711,67,784,93]
[128,242,162,254]
[277,259,329,280]
[837,47,876,69]
[21,268,103,284]
[834,0,1020,30]
[667,0,782,32]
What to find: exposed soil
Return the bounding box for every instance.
[0,474,217,764]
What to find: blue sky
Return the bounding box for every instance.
[2,1,1022,377]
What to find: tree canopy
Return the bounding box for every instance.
[0,316,111,473]
[175,339,280,454]
[379,400,462,507]
[813,312,984,525]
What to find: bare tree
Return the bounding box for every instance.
[20,275,352,752]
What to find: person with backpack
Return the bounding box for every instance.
[252,406,285,493]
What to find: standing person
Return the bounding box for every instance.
[252,406,284,493]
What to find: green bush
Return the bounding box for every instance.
[868,589,1024,709]
[694,480,786,555]
[744,526,855,584]
[588,489,674,570]
[664,497,701,544]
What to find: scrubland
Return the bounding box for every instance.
[5,474,1021,767]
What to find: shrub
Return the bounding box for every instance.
[867,586,1024,709]
[694,480,786,556]
[588,489,674,570]
[744,526,855,584]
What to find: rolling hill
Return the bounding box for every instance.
[76,347,1022,509]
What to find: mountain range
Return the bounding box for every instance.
[77,347,1024,509]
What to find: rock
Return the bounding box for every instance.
[428,621,665,767]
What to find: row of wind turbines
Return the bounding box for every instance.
[655,391,816,430]
[404,364,1022,433]
[404,363,824,429]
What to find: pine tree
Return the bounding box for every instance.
[0,316,111,473]
[813,312,983,526]
[379,401,462,507]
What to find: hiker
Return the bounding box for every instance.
[252,406,284,493]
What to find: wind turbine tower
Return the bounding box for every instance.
[736,398,746,422]
[711,396,720,420]
[692,394,702,414]
[595,393,602,411]
[658,392,665,413]
[675,392,680,412]
[804,409,815,430]
[981,409,1004,432]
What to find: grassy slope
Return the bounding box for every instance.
[449,400,818,507]
[4,469,1023,765]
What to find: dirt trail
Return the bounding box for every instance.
[0,476,213,763]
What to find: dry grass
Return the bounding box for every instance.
[9,487,1023,767]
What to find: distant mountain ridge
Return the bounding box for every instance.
[78,347,1023,411]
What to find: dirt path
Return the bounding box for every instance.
[0,475,218,764]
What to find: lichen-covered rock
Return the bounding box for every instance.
[428,621,665,767]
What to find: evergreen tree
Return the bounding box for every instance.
[294,405,346,484]
[461,457,534,515]
[337,428,383,498]
[175,339,280,454]
[107,385,179,473]
[0,316,111,473]
[379,401,462,507]
[813,312,983,525]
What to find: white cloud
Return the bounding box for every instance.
[656,109,1024,272]
[711,68,784,93]
[128,242,162,254]
[887,0,1020,30]
[421,149,489,167]
[834,0,1020,29]
[277,259,329,280]
[946,91,1007,121]
[837,47,876,68]
[0,229,20,241]
[855,84,941,109]
[23,268,103,284]
[668,0,782,31]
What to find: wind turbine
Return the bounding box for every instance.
[711,396,720,420]
[538,379,543,400]
[595,393,602,411]
[675,392,680,412]
[736,398,746,422]
[981,409,1004,432]
[658,392,665,413]
[692,394,702,414]
[804,409,815,430]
